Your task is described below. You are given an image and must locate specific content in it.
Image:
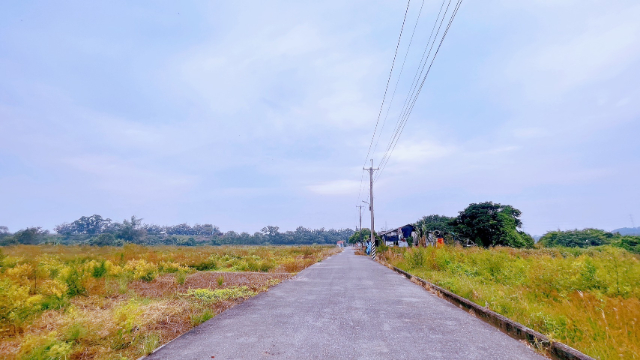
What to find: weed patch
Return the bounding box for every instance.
[0,245,336,359]
[185,286,256,302]
[384,245,640,359]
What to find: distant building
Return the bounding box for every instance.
[379,225,417,247]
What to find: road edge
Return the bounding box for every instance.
[381,262,595,360]
[138,249,343,360]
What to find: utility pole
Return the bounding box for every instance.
[364,159,379,260]
[356,205,364,231]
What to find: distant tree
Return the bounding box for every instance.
[116,216,146,244]
[0,226,16,245]
[538,229,614,248]
[176,237,196,246]
[260,226,282,244]
[348,228,380,244]
[261,226,280,237]
[415,215,456,234]
[538,229,640,254]
[6,213,354,247]
[13,227,49,245]
[55,214,112,235]
[201,224,214,236]
[89,233,119,246]
[224,231,239,240]
[451,202,533,248]
[142,224,164,236]
[348,229,365,244]
[617,235,640,254]
[211,225,222,237]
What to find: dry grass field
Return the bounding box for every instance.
[0,245,339,360]
[382,245,640,359]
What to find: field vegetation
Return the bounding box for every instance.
[0,245,338,359]
[382,245,640,359]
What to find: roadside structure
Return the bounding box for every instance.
[379,224,417,247]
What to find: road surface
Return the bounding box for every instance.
[146,248,545,359]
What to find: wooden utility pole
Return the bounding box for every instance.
[364,159,379,260]
[356,205,364,231]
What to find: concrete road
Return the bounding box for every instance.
[146,248,546,360]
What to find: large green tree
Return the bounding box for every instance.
[415,215,456,234]
[451,202,533,248]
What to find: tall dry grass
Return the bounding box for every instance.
[0,245,338,359]
[384,245,640,359]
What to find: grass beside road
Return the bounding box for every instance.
[0,245,338,360]
[382,245,640,360]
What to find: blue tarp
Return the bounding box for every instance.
[401,225,414,239]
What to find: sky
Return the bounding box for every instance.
[1,0,639,236]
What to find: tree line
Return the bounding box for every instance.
[538,228,639,253]
[0,215,354,247]
[348,201,639,254]
[349,201,534,248]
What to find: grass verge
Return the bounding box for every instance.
[382,245,639,359]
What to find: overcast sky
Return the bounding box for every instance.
[1,0,639,235]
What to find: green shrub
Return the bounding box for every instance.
[193,257,218,271]
[406,248,425,268]
[176,271,187,285]
[91,261,108,278]
[19,332,72,360]
[41,295,68,311]
[62,267,86,297]
[259,260,275,272]
[190,310,214,326]
[64,322,87,343]
[142,333,160,355]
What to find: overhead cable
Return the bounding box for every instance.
[376,0,464,182]
[356,0,412,205]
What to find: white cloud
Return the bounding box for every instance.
[62,155,198,201]
[512,127,548,139]
[307,180,361,195]
[504,3,640,100]
[384,140,456,164]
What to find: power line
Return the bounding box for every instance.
[376,0,464,182]
[381,0,449,161]
[357,0,412,206]
[362,0,412,167]
[371,0,426,158]
[376,0,454,177]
